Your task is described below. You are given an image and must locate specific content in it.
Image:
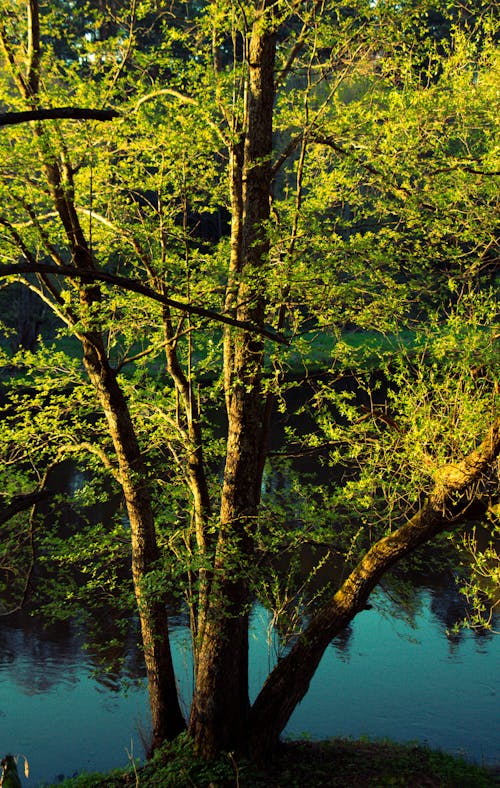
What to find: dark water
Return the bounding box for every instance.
[1,586,498,786]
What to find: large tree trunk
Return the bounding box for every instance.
[189,4,276,758]
[247,418,500,759]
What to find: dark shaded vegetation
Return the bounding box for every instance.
[48,736,500,787]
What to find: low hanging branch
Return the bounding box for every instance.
[0,262,288,345]
[0,490,53,526]
[0,107,120,127]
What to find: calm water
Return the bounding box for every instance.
[1,588,498,786]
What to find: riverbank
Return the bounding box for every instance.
[48,736,499,787]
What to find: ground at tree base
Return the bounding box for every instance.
[48,736,500,787]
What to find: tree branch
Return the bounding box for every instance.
[248,416,500,753]
[0,22,29,96]
[0,490,53,526]
[0,108,120,127]
[60,442,120,482]
[0,262,288,344]
[134,89,228,144]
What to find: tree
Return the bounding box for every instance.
[0,0,186,747]
[0,0,498,762]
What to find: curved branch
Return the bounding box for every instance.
[271,131,304,176]
[61,442,120,482]
[134,89,228,144]
[0,262,288,344]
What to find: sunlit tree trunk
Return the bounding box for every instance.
[4,0,498,768]
[189,3,276,758]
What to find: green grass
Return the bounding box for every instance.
[45,735,499,787]
[1,326,415,379]
[284,329,416,376]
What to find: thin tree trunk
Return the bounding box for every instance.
[2,0,204,745]
[41,149,186,748]
[247,418,500,758]
[26,160,187,747]
[161,299,212,657]
[81,337,186,749]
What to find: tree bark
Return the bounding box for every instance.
[247,418,500,758]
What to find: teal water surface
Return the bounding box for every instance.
[1,589,498,787]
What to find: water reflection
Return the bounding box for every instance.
[0,616,83,695]
[330,623,354,661]
[1,581,499,787]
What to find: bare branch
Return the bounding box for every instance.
[271,132,304,176]
[0,108,120,127]
[0,262,289,344]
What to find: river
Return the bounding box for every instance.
[1,580,498,786]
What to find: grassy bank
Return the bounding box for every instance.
[47,735,499,787]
